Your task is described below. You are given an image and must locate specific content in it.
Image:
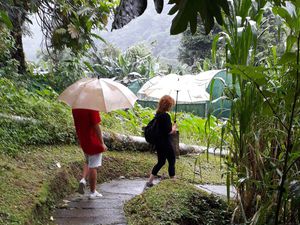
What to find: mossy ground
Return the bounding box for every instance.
[125,180,232,225]
[0,145,224,225]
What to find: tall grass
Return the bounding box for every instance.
[211,0,300,224]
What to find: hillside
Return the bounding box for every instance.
[23,2,181,64]
[99,2,181,64]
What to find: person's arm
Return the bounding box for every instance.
[169,122,177,134]
[91,111,107,151]
[94,124,107,151]
[94,124,104,144]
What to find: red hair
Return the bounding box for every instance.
[156,95,175,113]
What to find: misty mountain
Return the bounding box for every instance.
[23,2,181,64]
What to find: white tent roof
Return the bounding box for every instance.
[194,70,224,89]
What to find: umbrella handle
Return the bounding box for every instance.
[174,90,179,123]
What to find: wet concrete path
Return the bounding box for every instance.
[53,178,236,225]
[196,184,236,199]
[53,178,149,225]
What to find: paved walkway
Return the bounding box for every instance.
[53,178,149,225]
[53,179,236,225]
[196,184,236,199]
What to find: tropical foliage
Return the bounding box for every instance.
[112,0,230,35]
[178,23,223,73]
[210,0,300,224]
[31,50,87,93]
[28,43,159,94]
[1,0,300,224]
[179,25,218,66]
[88,44,159,83]
[0,0,118,73]
[0,27,18,78]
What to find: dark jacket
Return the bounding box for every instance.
[155,112,174,153]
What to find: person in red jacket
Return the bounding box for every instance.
[72,108,107,199]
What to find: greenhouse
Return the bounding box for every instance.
[137,69,233,118]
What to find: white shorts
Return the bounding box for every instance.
[84,153,102,168]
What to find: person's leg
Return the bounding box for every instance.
[78,156,89,194]
[147,174,156,184]
[147,150,166,186]
[82,163,89,180]
[87,153,103,198]
[166,150,176,178]
[89,167,97,192]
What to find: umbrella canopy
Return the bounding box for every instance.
[138,74,210,104]
[58,77,138,112]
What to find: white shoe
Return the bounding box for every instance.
[89,191,103,199]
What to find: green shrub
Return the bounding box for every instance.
[0,78,75,155]
[0,27,19,80]
[27,50,85,94]
[101,104,154,136]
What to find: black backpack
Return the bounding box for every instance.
[144,115,160,144]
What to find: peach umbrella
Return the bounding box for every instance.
[58,77,138,112]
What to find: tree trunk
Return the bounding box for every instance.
[9,2,27,74]
[11,30,26,73]
[103,132,218,155]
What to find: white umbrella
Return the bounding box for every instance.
[138,74,209,103]
[138,74,210,121]
[58,77,138,112]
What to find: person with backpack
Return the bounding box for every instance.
[145,95,177,189]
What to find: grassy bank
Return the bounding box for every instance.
[0,146,81,224]
[0,145,224,225]
[125,180,232,225]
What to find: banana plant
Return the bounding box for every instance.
[88,44,158,87]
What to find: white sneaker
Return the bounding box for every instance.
[89,191,103,199]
